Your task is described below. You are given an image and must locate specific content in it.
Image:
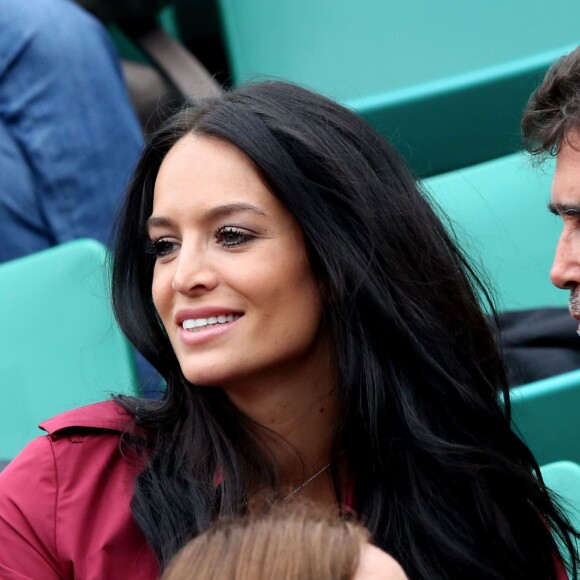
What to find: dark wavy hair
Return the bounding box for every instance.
[112,81,578,578]
[522,45,580,157]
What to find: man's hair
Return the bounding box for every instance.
[522,45,580,157]
[161,502,369,580]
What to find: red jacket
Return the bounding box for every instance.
[0,401,159,579]
[0,401,570,579]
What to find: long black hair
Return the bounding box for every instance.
[112,81,578,578]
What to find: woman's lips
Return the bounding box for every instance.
[175,307,244,325]
[182,313,241,331]
[176,313,243,346]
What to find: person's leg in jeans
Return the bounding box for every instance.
[0,0,164,397]
[0,120,48,257]
[0,0,143,260]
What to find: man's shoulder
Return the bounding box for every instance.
[39,399,135,436]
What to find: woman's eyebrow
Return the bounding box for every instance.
[146,203,267,232]
[146,216,174,231]
[201,202,267,221]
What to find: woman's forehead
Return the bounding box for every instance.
[149,135,299,234]
[153,135,272,211]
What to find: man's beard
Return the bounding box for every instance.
[569,289,580,335]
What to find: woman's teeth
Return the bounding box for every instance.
[182,314,241,332]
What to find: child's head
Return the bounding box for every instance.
[162,502,407,580]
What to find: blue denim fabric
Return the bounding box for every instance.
[0,0,164,398]
[0,0,143,261]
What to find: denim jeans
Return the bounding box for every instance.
[0,0,143,261]
[0,0,165,398]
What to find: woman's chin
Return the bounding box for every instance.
[180,365,235,389]
[183,374,224,388]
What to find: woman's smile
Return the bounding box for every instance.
[181,314,241,332]
[175,307,244,346]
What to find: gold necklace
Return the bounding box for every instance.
[282,450,345,501]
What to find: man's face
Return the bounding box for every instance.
[550,130,580,328]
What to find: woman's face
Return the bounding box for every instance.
[149,135,326,389]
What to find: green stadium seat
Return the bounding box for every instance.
[511,371,580,466]
[423,152,565,312]
[427,152,580,469]
[0,240,138,460]
[216,0,580,175]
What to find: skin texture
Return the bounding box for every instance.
[150,134,340,498]
[354,544,408,580]
[550,130,580,326]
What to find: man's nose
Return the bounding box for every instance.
[550,227,580,289]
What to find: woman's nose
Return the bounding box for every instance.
[171,248,219,295]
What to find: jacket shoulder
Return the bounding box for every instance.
[39,400,135,436]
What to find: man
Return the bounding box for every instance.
[522,46,580,332]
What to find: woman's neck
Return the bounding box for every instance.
[223,342,341,498]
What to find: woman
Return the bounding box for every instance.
[0,81,576,579]
[161,501,408,580]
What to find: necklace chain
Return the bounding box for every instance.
[282,450,345,501]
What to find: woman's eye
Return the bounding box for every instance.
[216,226,255,248]
[147,238,179,259]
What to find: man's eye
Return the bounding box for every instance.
[147,239,179,259]
[216,226,255,248]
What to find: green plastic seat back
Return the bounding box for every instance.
[540,461,580,557]
[0,240,138,460]
[216,0,580,176]
[510,370,580,466]
[424,152,565,311]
